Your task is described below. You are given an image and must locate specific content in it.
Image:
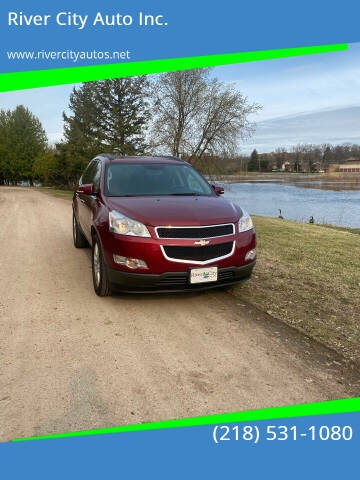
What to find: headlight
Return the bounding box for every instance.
[109,211,151,237]
[238,210,254,232]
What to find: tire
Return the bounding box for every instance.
[92,235,112,297]
[73,212,88,248]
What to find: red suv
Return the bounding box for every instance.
[72,154,256,296]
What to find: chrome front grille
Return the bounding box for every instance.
[155,223,234,239]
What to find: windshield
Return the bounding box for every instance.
[105,163,215,197]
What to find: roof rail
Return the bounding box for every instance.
[98,153,116,160]
[155,155,187,162]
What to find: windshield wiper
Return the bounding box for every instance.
[108,193,204,197]
[169,193,200,196]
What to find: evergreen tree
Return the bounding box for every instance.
[95,77,150,155]
[323,145,333,167]
[0,109,12,184]
[10,105,47,184]
[62,82,103,178]
[62,78,150,181]
[248,149,259,171]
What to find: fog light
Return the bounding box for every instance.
[245,249,256,261]
[113,254,148,269]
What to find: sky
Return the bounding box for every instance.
[215,42,360,153]
[0,42,359,154]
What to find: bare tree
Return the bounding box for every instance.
[150,69,261,160]
[150,69,209,157]
[274,147,288,169]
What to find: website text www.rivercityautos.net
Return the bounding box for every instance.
[6,49,131,63]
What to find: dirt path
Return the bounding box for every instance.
[0,187,358,441]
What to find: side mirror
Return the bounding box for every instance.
[210,183,224,195]
[77,183,94,195]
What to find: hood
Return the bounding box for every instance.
[105,195,242,226]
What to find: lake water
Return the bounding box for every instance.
[222,181,360,228]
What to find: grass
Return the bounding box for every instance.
[38,187,74,198]
[320,224,360,236]
[232,217,360,362]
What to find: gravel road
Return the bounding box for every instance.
[0,187,357,441]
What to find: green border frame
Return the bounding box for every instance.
[14,397,360,441]
[0,43,347,92]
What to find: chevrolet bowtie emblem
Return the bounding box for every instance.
[194,240,210,246]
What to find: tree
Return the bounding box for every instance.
[32,146,68,186]
[11,105,47,184]
[62,82,104,180]
[95,77,150,155]
[150,69,261,161]
[274,147,288,170]
[150,69,209,157]
[0,105,47,185]
[322,145,333,168]
[0,109,12,184]
[248,149,259,171]
[62,78,150,181]
[292,145,305,172]
[260,158,269,171]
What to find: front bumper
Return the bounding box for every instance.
[99,226,256,274]
[105,261,256,293]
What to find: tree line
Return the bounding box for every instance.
[246,144,360,173]
[177,143,360,175]
[1,70,358,185]
[0,69,260,186]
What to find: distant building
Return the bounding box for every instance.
[339,158,360,173]
[311,162,323,173]
[281,161,293,172]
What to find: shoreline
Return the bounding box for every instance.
[2,185,360,231]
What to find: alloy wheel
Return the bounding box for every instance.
[93,242,101,287]
[73,215,77,243]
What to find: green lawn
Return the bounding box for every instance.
[233,217,360,362]
[38,187,74,198]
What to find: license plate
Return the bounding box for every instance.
[190,266,218,284]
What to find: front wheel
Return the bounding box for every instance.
[92,236,112,296]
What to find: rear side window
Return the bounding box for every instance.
[93,162,102,192]
[81,161,102,192]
